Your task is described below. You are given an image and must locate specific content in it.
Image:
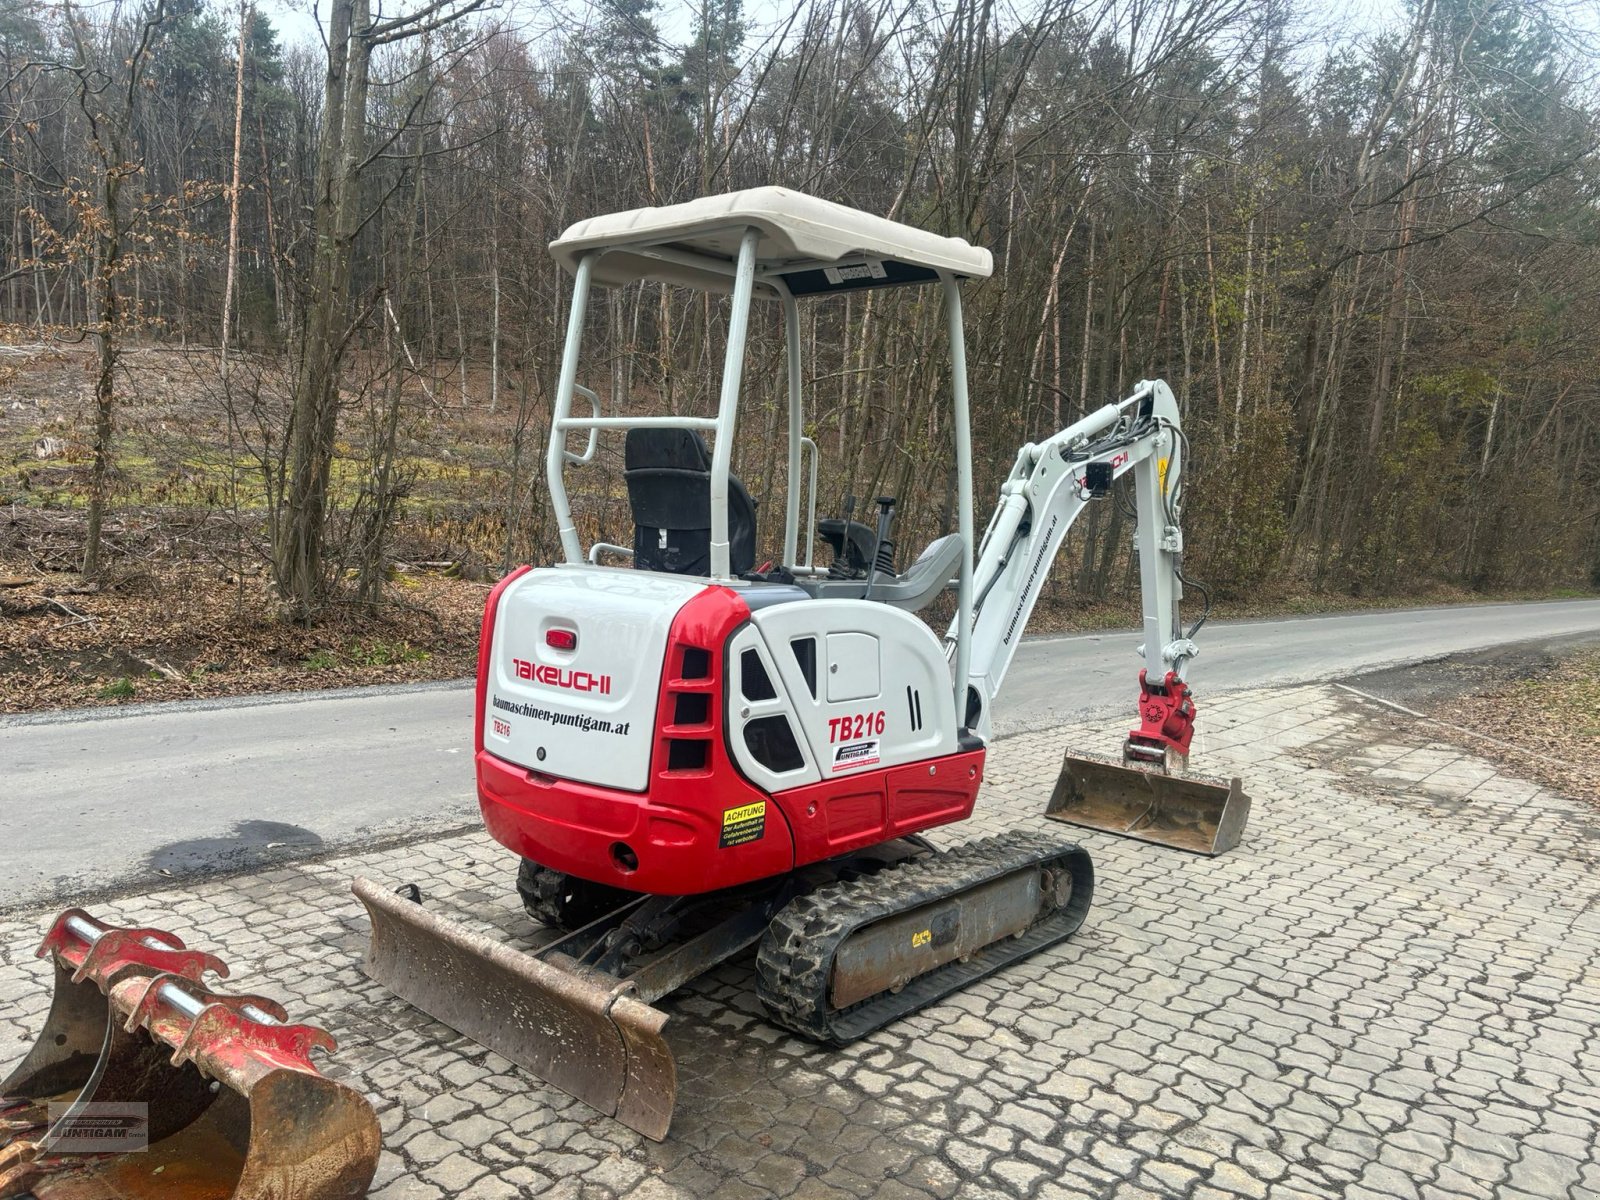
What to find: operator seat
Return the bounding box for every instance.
[624,427,758,577]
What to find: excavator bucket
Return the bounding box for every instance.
[1046,751,1251,856]
[0,912,226,1142]
[353,876,676,1141]
[0,909,380,1200]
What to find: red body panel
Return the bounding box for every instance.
[474,565,532,754]
[771,749,985,864]
[476,577,987,896]
[479,749,793,894]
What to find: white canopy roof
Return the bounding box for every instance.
[548,187,993,296]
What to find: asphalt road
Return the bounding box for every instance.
[3,598,1598,910]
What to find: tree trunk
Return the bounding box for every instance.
[275,0,370,620]
[82,179,121,577]
[220,2,250,372]
[489,224,500,414]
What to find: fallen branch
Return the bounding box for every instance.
[135,656,185,682]
[47,597,94,626]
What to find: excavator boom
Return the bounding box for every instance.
[955,380,1250,853]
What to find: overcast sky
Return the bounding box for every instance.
[252,0,1416,61]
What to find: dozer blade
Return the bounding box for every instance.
[1045,751,1250,856]
[353,876,676,1141]
[0,909,381,1200]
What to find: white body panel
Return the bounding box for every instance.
[724,623,821,794]
[728,600,958,792]
[483,566,702,792]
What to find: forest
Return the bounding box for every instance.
[1,0,1598,648]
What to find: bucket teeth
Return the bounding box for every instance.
[0,1138,45,1200]
[1,906,381,1200]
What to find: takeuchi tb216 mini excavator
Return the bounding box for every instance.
[354,187,1250,1141]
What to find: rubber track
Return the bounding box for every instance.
[516,859,567,927]
[755,831,1094,1045]
[516,860,637,931]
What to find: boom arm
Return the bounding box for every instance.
[951,380,1199,742]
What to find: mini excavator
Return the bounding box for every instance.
[355,187,1249,1141]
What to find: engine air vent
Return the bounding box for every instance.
[906,685,923,732]
[667,739,709,771]
[791,638,817,698]
[741,649,777,701]
[673,693,709,727]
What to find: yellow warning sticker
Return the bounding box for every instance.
[1158,457,1170,493]
[911,929,932,948]
[719,801,767,848]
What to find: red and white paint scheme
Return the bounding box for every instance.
[468,191,1211,899]
[476,570,985,896]
[474,375,1205,896]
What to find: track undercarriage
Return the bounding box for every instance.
[355,829,1093,1140]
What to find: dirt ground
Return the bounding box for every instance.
[3,339,1594,715]
[0,339,500,712]
[1341,637,1600,806]
[0,545,485,713]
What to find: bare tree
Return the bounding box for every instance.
[220,0,250,374]
[273,0,490,619]
[51,0,171,577]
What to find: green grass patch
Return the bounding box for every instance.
[346,639,430,667]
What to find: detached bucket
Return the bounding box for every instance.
[354,876,676,1141]
[0,910,380,1200]
[0,911,227,1143]
[1046,751,1250,856]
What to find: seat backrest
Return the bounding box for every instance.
[624,427,757,576]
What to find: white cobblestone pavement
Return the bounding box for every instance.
[2,684,1598,1200]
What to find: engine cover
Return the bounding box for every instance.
[481,566,705,792]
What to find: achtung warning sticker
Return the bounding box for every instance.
[719,801,767,848]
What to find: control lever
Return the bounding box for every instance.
[827,494,859,579]
[865,496,897,599]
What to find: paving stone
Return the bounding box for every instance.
[422,1151,489,1192]
[624,1180,699,1200]
[3,685,1597,1199]
[1505,1148,1581,1195]
[1207,1160,1270,1198]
